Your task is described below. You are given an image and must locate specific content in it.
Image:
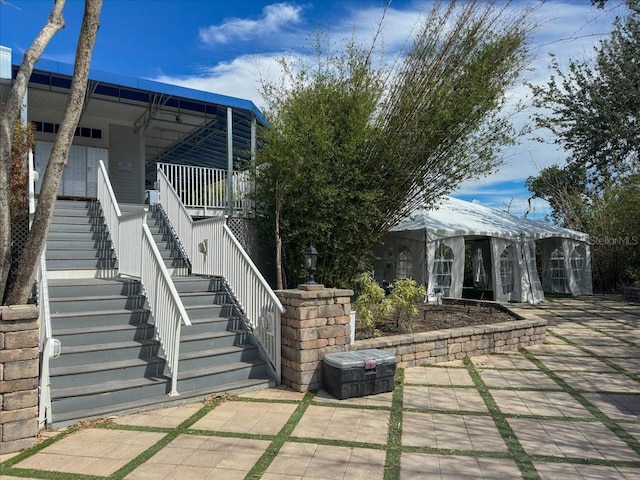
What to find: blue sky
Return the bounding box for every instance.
[0,0,624,221]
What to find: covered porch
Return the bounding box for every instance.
[1,47,264,217]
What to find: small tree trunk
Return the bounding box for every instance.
[0,0,67,304]
[5,0,103,305]
[275,196,283,290]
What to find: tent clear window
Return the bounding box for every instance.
[550,248,566,292]
[499,245,515,295]
[397,246,413,279]
[571,245,586,278]
[434,243,454,296]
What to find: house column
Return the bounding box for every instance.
[276,284,353,392]
[226,107,233,216]
[0,305,40,454]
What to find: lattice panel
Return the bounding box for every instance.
[227,217,260,259]
[9,213,31,299]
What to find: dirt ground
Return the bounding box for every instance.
[356,300,517,339]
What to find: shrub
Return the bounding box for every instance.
[353,272,391,338]
[388,278,426,332]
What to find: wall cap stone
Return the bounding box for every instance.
[0,305,39,322]
[276,288,354,300]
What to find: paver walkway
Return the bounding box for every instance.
[1,296,639,479]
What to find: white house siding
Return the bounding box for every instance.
[108,124,143,204]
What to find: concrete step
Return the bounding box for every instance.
[179,291,231,307]
[54,339,161,368]
[54,322,156,346]
[48,222,109,234]
[172,276,224,293]
[179,329,252,353]
[49,294,147,314]
[48,278,142,298]
[51,375,171,418]
[177,360,269,393]
[185,315,244,335]
[51,308,150,330]
[50,378,272,427]
[47,258,118,270]
[51,356,167,389]
[46,238,113,250]
[185,305,238,322]
[178,344,259,371]
[46,248,115,260]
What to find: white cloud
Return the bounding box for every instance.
[154,53,301,110]
[157,1,620,223]
[199,3,302,45]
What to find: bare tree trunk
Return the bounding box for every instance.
[5,0,103,305]
[275,196,283,290]
[0,0,67,303]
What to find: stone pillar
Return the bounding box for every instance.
[276,284,353,392]
[1,305,40,454]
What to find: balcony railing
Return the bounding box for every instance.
[157,162,253,217]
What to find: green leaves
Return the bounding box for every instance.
[255,2,535,288]
[530,1,640,187]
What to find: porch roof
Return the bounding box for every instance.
[4,56,266,185]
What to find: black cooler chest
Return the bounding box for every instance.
[322,349,396,400]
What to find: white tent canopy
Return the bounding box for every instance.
[374,197,593,303]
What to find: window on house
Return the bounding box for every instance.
[397,246,413,279]
[499,244,515,295]
[433,243,454,296]
[550,248,566,292]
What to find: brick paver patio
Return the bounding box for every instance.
[1,296,639,479]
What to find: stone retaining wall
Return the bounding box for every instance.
[276,286,547,392]
[352,312,547,369]
[0,305,40,454]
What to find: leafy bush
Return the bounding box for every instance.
[388,278,426,332]
[353,272,391,338]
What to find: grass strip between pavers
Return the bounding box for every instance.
[547,329,640,383]
[243,391,315,479]
[0,423,83,470]
[383,368,404,480]
[520,347,640,458]
[464,356,541,480]
[107,396,229,479]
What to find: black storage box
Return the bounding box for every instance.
[322,349,396,400]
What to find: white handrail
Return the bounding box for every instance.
[37,249,52,428]
[140,223,191,395]
[98,160,190,396]
[97,161,122,254]
[31,147,53,428]
[156,168,194,260]
[157,165,284,381]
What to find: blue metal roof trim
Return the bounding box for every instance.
[21,56,267,125]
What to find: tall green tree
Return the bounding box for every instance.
[255,0,536,288]
[525,165,588,229]
[528,0,640,290]
[0,0,103,304]
[530,0,640,186]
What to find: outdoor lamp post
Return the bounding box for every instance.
[304,245,318,284]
